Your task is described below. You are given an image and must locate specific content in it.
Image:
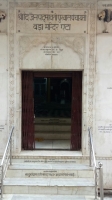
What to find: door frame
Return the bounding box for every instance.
[21,70,82,150]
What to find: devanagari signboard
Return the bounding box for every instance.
[16,9,87,33]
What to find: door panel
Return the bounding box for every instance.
[22,71,35,150]
[71,72,82,150]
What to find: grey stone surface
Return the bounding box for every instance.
[4,177,94,186]
[4,194,94,200]
[2,194,112,200]
[11,195,85,200]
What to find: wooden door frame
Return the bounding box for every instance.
[22,70,82,150]
[34,71,72,78]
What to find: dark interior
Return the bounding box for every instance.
[34,77,72,118]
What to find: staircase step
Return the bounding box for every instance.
[8,163,92,170]
[4,178,95,195]
[35,131,71,134]
[6,163,93,178]
[35,124,71,132]
[12,152,89,164]
[2,194,96,200]
[35,118,71,124]
[35,133,71,140]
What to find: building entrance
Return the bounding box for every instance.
[22,71,82,150]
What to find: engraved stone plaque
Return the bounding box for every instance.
[16,9,87,34]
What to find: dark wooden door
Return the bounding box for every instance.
[22,71,82,150]
[22,71,35,150]
[71,72,82,150]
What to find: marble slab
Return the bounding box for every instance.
[2,194,97,200]
[6,163,93,178]
[16,9,87,34]
[3,177,95,195]
[4,178,94,186]
[8,163,92,170]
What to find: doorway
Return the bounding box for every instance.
[34,76,71,150]
[22,71,82,150]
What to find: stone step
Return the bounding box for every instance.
[35,131,71,134]
[34,124,71,132]
[13,158,89,166]
[34,118,71,124]
[2,194,96,200]
[35,132,71,140]
[3,178,95,195]
[35,139,70,150]
[6,163,93,178]
[12,152,89,164]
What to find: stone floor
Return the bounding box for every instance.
[1,194,98,200]
[35,140,70,149]
[13,150,82,156]
[2,194,112,200]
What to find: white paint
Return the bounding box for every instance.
[95,34,112,157]
[0,35,8,154]
[22,37,83,70]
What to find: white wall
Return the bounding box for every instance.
[95,34,112,156]
[94,34,112,188]
[0,0,112,189]
[0,35,8,154]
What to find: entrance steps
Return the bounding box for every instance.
[34,118,71,141]
[4,177,94,195]
[3,153,96,199]
[6,163,93,178]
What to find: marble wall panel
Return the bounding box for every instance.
[19,35,52,69]
[23,44,52,70]
[21,34,85,70]
[51,35,85,70]
[95,34,112,157]
[96,34,112,73]
[0,35,8,153]
[97,158,112,189]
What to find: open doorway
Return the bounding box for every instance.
[22,71,82,150]
[34,77,72,150]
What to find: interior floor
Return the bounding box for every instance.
[35,140,70,150]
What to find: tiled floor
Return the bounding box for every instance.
[35,140,70,150]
